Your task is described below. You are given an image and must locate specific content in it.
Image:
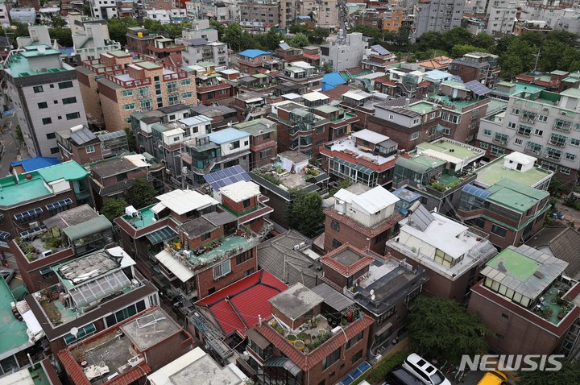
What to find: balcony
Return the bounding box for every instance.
[427,170,476,195]
[553,124,572,133]
[532,278,575,325]
[524,146,542,156]
[548,139,566,148]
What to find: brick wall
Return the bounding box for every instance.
[77,70,104,127]
[183,227,224,250]
[71,143,104,165]
[367,115,441,152]
[324,215,390,255]
[222,195,258,214]
[143,330,193,371]
[449,65,480,83]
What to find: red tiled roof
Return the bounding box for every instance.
[325,208,402,239]
[375,77,397,86]
[417,80,430,88]
[417,56,452,69]
[303,53,320,60]
[319,147,401,173]
[322,84,355,100]
[196,270,288,336]
[254,313,374,371]
[58,350,91,385]
[320,244,375,277]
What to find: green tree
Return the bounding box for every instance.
[107,18,139,47]
[289,24,310,34]
[257,28,284,51]
[350,24,382,40]
[415,31,445,53]
[49,28,73,47]
[210,21,226,41]
[549,177,571,196]
[222,23,245,52]
[101,198,128,221]
[286,189,325,238]
[441,27,473,52]
[472,33,495,51]
[51,16,67,29]
[309,27,329,44]
[518,359,580,385]
[124,128,136,152]
[15,125,23,143]
[451,44,487,58]
[408,296,490,364]
[288,33,310,49]
[322,62,333,73]
[125,178,157,209]
[499,53,524,80]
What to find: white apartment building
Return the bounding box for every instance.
[90,0,118,20]
[414,0,465,39]
[486,0,517,36]
[478,86,580,183]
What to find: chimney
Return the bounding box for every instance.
[258,314,262,326]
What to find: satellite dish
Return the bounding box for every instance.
[70,327,79,337]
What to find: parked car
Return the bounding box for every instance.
[385,367,424,385]
[552,211,564,219]
[0,268,15,284]
[402,353,451,385]
[477,370,507,385]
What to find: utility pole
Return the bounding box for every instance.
[532,48,541,73]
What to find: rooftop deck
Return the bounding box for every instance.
[428,94,482,112]
[0,278,31,358]
[123,205,156,229]
[475,156,552,188]
[417,139,484,161]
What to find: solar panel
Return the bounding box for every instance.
[465,80,491,96]
[203,165,251,191]
[280,42,291,50]
[371,44,390,56]
[462,184,492,199]
[409,205,434,232]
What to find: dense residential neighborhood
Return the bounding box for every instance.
[1,1,580,385]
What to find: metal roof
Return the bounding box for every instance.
[462,184,492,199]
[465,79,491,96]
[311,283,355,312]
[204,165,251,191]
[62,216,112,241]
[145,226,177,245]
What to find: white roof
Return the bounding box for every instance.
[162,128,185,137]
[219,69,239,75]
[401,213,476,259]
[156,189,219,215]
[505,151,535,165]
[292,61,314,69]
[421,148,462,165]
[302,91,329,102]
[124,154,149,168]
[148,347,246,385]
[220,180,260,203]
[351,129,389,144]
[283,93,302,100]
[0,370,34,385]
[356,72,386,80]
[243,97,263,104]
[342,91,369,101]
[335,186,399,214]
[154,250,194,282]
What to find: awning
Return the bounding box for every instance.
[154,250,194,282]
[146,226,177,245]
[338,361,372,385]
[311,283,355,312]
[151,202,166,214]
[264,358,302,376]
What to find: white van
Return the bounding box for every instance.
[402,354,451,385]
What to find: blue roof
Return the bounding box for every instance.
[462,184,492,199]
[239,49,270,59]
[391,187,422,203]
[208,128,250,145]
[10,157,61,172]
[322,72,347,91]
[425,69,452,81]
[296,16,311,20]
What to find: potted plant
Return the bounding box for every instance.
[298,332,308,341]
[318,328,326,337]
[341,318,348,326]
[287,334,297,344]
[295,340,305,351]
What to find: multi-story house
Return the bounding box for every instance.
[448,52,500,88]
[58,307,193,385]
[239,0,280,28]
[387,205,498,302]
[270,101,331,157]
[10,204,114,292]
[274,41,303,63]
[237,49,284,75]
[320,129,400,188]
[189,62,236,104]
[485,0,517,37]
[180,21,229,67]
[56,126,129,165]
[234,119,278,169]
[468,245,580,356]
[414,0,464,39]
[245,283,374,385]
[231,92,268,121]
[68,16,121,61]
[181,128,251,185]
[320,33,367,72]
[191,104,238,129]
[89,0,118,19]
[367,100,443,151]
[76,50,197,131]
[478,86,580,184]
[457,152,553,249]
[126,27,161,56]
[361,45,398,73]
[392,138,485,213]
[313,0,339,28]
[319,244,429,350]
[251,151,329,228]
[276,61,324,93]
[0,161,92,246]
[25,247,159,353]
[4,44,87,157]
[324,184,402,254]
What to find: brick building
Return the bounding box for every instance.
[58,307,192,385]
[189,61,236,104]
[323,184,402,254]
[237,49,283,75]
[234,119,278,169]
[56,125,129,166]
[468,245,580,356]
[76,50,197,131]
[387,205,497,302]
[10,205,114,292]
[448,52,500,88]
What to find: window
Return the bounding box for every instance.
[86,145,95,153]
[58,81,73,89]
[322,348,341,370]
[201,232,211,241]
[411,132,419,141]
[124,103,136,110]
[50,147,59,154]
[480,142,489,149]
[352,350,363,365]
[550,133,567,147]
[501,313,509,319]
[121,90,134,97]
[62,97,77,105]
[541,161,558,172]
[514,138,523,146]
[491,224,507,238]
[534,128,543,136]
[66,112,81,120]
[570,138,580,146]
[517,125,532,137]
[347,331,363,349]
[434,249,454,268]
[42,117,52,125]
[507,122,517,129]
[546,147,562,161]
[538,115,548,122]
[46,133,56,140]
[332,239,342,248]
[236,251,252,265]
[231,141,240,149]
[490,145,505,157]
[180,79,192,86]
[560,166,571,175]
[260,148,272,158]
[38,102,48,109]
[565,153,577,161]
[483,129,492,136]
[33,85,43,93]
[213,260,231,279]
[493,133,508,144]
[331,220,340,231]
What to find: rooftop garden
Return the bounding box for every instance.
[533,278,575,325]
[427,169,472,192]
[16,230,66,262]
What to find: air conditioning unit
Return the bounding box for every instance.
[29,221,39,228]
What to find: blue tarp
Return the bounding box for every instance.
[238,49,270,59]
[338,361,372,385]
[322,72,347,91]
[10,156,61,172]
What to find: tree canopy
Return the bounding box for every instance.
[518,360,580,385]
[408,296,490,364]
[101,198,128,221]
[286,189,325,238]
[125,178,158,209]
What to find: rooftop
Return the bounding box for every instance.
[475,154,552,188]
[154,189,218,216]
[323,135,397,169]
[486,179,549,212]
[220,180,260,203]
[208,128,250,145]
[334,185,400,214]
[407,101,438,113]
[148,347,247,385]
[239,49,270,59]
[234,118,276,136]
[120,308,181,351]
[320,244,375,277]
[196,270,287,336]
[269,283,324,321]
[10,157,61,173]
[5,45,71,78]
[416,138,484,163]
[122,205,157,229]
[428,93,482,112]
[0,278,31,360]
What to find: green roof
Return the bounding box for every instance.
[122,205,156,228]
[0,175,51,207]
[429,94,481,112]
[108,50,131,57]
[63,215,112,241]
[0,278,31,358]
[252,73,268,78]
[396,155,446,174]
[196,61,215,67]
[234,118,276,136]
[560,88,580,98]
[137,61,162,70]
[441,79,469,91]
[408,102,437,113]
[417,140,482,160]
[486,179,549,212]
[6,46,69,78]
[315,105,340,114]
[475,156,552,188]
[487,98,508,113]
[37,161,88,182]
[486,248,540,282]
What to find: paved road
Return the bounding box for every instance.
[0,114,20,177]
